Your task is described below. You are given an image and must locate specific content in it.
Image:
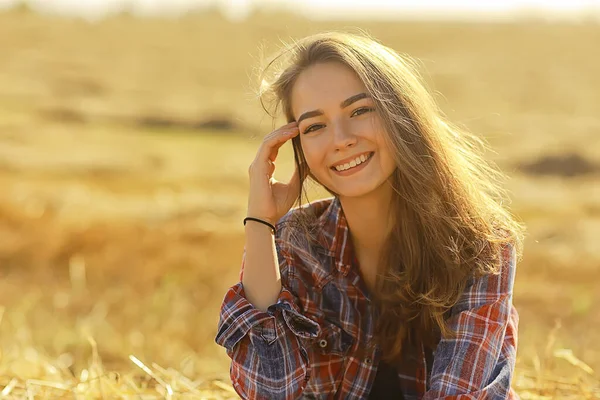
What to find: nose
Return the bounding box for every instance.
[332,119,357,150]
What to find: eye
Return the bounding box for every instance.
[303,124,324,134]
[351,107,374,117]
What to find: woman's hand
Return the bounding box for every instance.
[246,121,304,225]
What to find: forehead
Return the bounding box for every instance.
[291,62,367,115]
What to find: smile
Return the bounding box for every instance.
[331,152,374,176]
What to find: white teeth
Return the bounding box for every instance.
[334,153,372,172]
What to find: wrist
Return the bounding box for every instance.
[244,216,277,234]
[245,214,276,225]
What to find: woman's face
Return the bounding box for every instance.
[291,61,397,199]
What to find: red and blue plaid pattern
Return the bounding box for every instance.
[216,197,520,399]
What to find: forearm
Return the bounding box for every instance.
[241,222,283,312]
[216,282,315,400]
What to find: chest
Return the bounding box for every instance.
[355,253,380,295]
[296,272,431,399]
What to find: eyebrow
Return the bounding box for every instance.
[296,92,371,125]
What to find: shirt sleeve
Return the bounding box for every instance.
[214,243,321,400]
[422,242,520,400]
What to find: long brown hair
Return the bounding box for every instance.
[258,31,526,364]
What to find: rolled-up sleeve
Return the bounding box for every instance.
[215,245,321,400]
[423,243,520,400]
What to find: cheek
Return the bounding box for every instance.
[300,141,321,168]
[379,145,397,174]
[372,130,396,169]
[302,148,333,182]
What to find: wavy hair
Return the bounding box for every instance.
[258,31,526,364]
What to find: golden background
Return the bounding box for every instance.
[0,6,598,398]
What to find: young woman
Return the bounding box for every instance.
[215,31,526,399]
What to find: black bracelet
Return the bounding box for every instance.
[244,217,276,234]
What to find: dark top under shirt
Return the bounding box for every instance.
[367,360,405,399]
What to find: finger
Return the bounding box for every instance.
[258,127,299,163]
[267,160,275,176]
[269,147,279,162]
[279,121,298,129]
[268,122,298,139]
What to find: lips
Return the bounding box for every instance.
[330,151,373,169]
[330,152,374,171]
[330,153,375,178]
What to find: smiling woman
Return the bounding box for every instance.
[215,31,526,399]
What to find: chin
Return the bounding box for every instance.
[334,185,378,199]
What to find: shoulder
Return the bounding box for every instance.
[466,237,518,287]
[274,197,336,248]
[499,240,517,291]
[454,241,518,314]
[275,197,336,230]
[273,197,338,280]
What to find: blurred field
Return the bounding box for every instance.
[0,6,599,398]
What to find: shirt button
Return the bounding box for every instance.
[365,357,372,364]
[318,339,328,348]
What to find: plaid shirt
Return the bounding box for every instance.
[216,196,520,399]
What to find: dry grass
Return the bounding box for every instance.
[0,6,598,398]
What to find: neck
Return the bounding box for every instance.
[338,181,395,260]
